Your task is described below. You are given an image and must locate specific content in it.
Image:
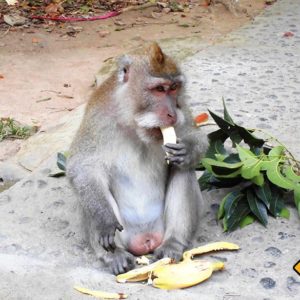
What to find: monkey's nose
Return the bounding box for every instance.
[167,113,177,125]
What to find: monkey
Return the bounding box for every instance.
[66,42,208,275]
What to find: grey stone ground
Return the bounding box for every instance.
[1,0,300,299]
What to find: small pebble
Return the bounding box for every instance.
[265,246,282,257]
[260,277,276,289]
[264,261,276,268]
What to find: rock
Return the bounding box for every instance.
[162,7,171,14]
[265,246,282,257]
[286,276,300,291]
[4,15,27,26]
[98,30,110,38]
[260,277,276,289]
[264,261,276,268]
[241,268,258,278]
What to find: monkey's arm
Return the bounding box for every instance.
[67,161,123,252]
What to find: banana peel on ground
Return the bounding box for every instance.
[74,286,127,299]
[116,241,239,290]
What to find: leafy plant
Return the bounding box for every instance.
[0,118,34,141]
[49,151,69,177]
[199,100,300,231]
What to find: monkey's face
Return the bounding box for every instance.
[116,43,186,143]
[133,73,186,143]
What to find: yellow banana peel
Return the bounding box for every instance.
[116,241,239,291]
[74,286,127,299]
[183,241,239,260]
[116,257,172,283]
[152,260,224,290]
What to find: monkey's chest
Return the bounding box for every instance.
[113,168,167,226]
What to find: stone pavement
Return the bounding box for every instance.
[1,0,300,299]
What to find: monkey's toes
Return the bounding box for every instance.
[154,247,183,262]
[111,252,135,275]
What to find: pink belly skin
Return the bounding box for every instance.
[128,232,163,256]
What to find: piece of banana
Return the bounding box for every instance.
[136,255,150,265]
[160,126,177,145]
[74,286,127,299]
[116,257,172,283]
[160,126,177,164]
[152,260,224,290]
[183,241,240,260]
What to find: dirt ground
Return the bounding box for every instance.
[0,0,266,161]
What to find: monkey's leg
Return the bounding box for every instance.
[154,168,203,260]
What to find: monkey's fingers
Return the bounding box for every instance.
[163,143,185,150]
[101,234,116,252]
[117,224,124,232]
[163,146,187,157]
[165,156,185,165]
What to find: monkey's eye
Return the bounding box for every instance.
[156,85,165,92]
[170,83,178,91]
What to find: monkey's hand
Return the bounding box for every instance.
[97,219,123,253]
[163,138,193,169]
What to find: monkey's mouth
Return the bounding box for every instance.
[146,128,163,140]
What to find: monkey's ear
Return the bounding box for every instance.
[118,55,132,83]
[148,42,165,67]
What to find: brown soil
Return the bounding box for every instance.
[0,0,266,161]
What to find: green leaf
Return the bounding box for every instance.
[208,129,228,143]
[198,170,214,190]
[239,215,255,228]
[284,166,300,183]
[268,145,284,158]
[269,185,284,217]
[236,145,264,179]
[218,196,227,220]
[223,217,228,232]
[279,207,290,219]
[211,167,241,178]
[223,153,241,163]
[266,159,295,190]
[247,189,268,226]
[198,171,243,190]
[294,185,300,217]
[205,139,227,159]
[236,125,265,148]
[255,182,272,209]
[57,152,68,171]
[49,171,66,178]
[208,110,243,144]
[223,191,245,219]
[236,144,256,161]
[242,161,263,179]
[208,109,264,148]
[215,154,226,161]
[225,195,250,231]
[222,98,235,125]
[251,173,264,186]
[201,158,243,176]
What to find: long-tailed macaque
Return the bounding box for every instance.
[67,42,207,275]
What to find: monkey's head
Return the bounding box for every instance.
[115,42,186,143]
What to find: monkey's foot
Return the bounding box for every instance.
[109,249,135,275]
[154,238,186,262]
